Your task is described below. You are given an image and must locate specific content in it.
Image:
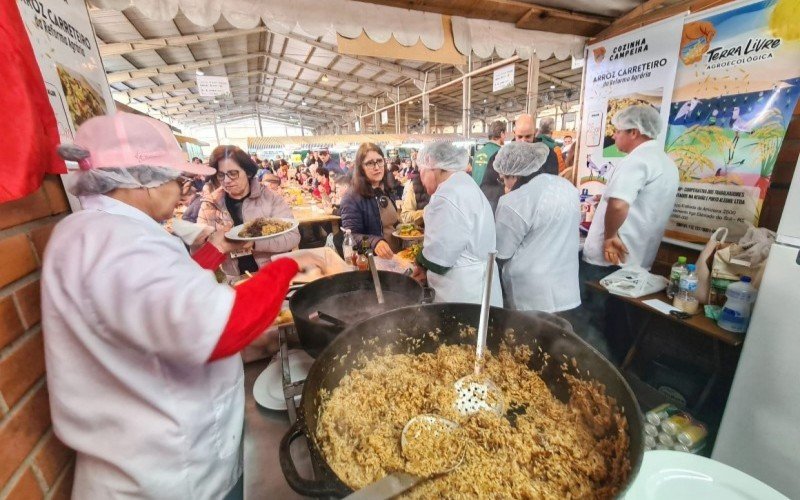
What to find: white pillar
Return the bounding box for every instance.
[422,93,430,134]
[256,108,264,136]
[213,114,220,146]
[462,53,473,139]
[526,55,540,121]
[394,87,401,134]
[300,117,305,136]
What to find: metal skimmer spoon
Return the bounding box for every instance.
[454,252,504,417]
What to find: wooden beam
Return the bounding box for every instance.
[269,53,394,93]
[515,6,612,37]
[99,28,265,56]
[593,0,730,42]
[107,53,263,83]
[359,0,610,36]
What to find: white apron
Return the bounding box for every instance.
[41,195,242,499]
[422,172,503,306]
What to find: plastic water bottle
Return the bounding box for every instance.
[666,256,688,300]
[342,229,355,269]
[673,264,699,314]
[717,276,756,333]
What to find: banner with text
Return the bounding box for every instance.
[577,16,684,209]
[17,0,115,143]
[664,0,800,243]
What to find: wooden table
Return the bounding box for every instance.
[587,281,743,412]
[290,206,340,232]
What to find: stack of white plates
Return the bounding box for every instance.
[252,350,314,411]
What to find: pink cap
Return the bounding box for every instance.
[69,112,214,176]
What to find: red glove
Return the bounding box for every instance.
[192,242,227,270]
[208,258,299,361]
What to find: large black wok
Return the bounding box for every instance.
[279,303,644,498]
[289,270,427,357]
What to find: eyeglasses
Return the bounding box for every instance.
[176,175,194,195]
[363,158,385,169]
[216,170,241,181]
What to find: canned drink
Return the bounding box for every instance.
[646,403,680,426]
[662,413,693,435]
[674,441,706,454]
[644,423,659,437]
[677,423,708,447]
[644,435,657,449]
[658,433,675,446]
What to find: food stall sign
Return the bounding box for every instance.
[571,56,585,70]
[492,64,515,93]
[380,110,389,125]
[197,75,230,97]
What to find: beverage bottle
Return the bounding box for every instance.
[356,236,370,271]
[717,276,756,333]
[342,229,355,268]
[666,256,688,299]
[673,264,699,314]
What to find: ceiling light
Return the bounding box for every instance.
[483,98,488,103]
[549,84,556,89]
[321,74,329,82]
[301,99,307,106]
[196,69,205,76]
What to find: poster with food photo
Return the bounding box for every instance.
[577,16,684,193]
[664,0,800,243]
[16,0,114,140]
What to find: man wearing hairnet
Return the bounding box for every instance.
[412,142,503,306]
[580,104,679,359]
[494,142,581,313]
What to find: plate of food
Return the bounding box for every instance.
[226,217,299,241]
[397,243,422,263]
[393,223,424,240]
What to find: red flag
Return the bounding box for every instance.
[0,1,67,203]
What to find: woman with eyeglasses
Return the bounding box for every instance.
[197,145,300,281]
[493,141,581,313]
[41,113,328,499]
[339,143,400,259]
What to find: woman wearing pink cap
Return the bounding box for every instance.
[41,113,316,499]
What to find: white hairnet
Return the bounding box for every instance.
[69,166,180,196]
[417,142,469,172]
[611,104,662,138]
[59,143,180,196]
[493,142,550,177]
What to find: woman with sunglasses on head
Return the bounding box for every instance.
[197,145,300,281]
[493,141,580,314]
[339,143,400,259]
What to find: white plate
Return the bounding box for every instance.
[624,451,788,500]
[392,230,424,241]
[252,350,314,411]
[225,218,299,241]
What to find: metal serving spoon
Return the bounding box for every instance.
[344,415,463,500]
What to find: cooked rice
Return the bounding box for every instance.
[239,217,291,238]
[315,343,630,498]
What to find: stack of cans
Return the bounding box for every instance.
[643,403,707,453]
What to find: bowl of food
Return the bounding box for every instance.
[279,304,644,498]
[226,217,298,241]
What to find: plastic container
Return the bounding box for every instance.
[717,276,756,333]
[666,256,688,300]
[673,264,699,314]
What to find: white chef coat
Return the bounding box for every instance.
[583,140,679,270]
[41,195,242,499]
[496,174,581,313]
[422,171,503,306]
